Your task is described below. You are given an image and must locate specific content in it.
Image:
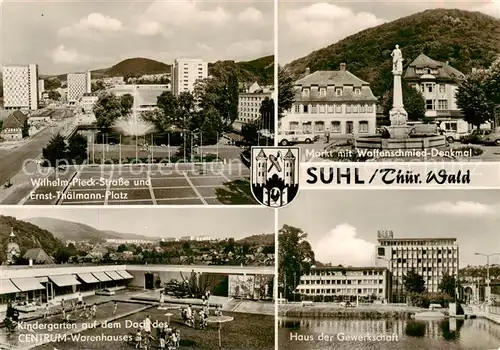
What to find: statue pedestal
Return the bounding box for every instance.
[388,108,411,139]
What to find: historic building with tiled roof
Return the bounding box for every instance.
[0,110,28,140]
[279,63,377,136]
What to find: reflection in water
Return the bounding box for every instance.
[279,317,500,349]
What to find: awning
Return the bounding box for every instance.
[49,275,81,287]
[0,280,20,294]
[104,271,123,280]
[37,277,48,283]
[116,270,133,279]
[77,273,99,284]
[92,272,113,282]
[11,278,45,292]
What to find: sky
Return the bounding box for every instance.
[279,190,500,268]
[0,207,275,239]
[0,0,274,75]
[278,0,500,63]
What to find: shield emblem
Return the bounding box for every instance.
[250,146,300,207]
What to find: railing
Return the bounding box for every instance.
[488,305,500,315]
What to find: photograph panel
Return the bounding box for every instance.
[0,0,274,206]
[278,1,500,162]
[278,190,500,349]
[0,206,275,349]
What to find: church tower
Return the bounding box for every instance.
[6,227,20,264]
[255,149,268,185]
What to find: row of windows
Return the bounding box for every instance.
[239,107,259,113]
[293,103,374,114]
[300,288,383,294]
[308,270,384,276]
[301,87,362,96]
[413,83,447,94]
[380,240,456,246]
[426,99,449,110]
[289,120,370,134]
[302,279,384,285]
[240,96,267,101]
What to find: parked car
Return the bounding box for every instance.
[460,129,492,144]
[277,131,318,146]
[442,130,470,144]
[96,288,115,296]
[482,128,500,146]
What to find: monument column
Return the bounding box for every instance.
[393,72,404,110]
[389,45,408,131]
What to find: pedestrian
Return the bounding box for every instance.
[43,303,50,319]
[77,292,83,307]
[143,315,152,335]
[159,291,165,307]
[325,130,330,144]
[112,301,118,315]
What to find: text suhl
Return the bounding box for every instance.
[306,167,365,185]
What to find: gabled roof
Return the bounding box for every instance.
[405,53,465,83]
[2,110,27,130]
[23,248,54,264]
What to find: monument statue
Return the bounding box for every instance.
[391,45,403,73]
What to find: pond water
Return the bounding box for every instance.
[279,317,500,349]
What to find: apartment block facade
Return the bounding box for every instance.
[171,58,208,96]
[67,72,91,104]
[3,64,39,110]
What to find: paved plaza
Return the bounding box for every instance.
[1,162,253,205]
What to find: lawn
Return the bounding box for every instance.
[33,306,274,349]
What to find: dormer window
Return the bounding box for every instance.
[319,88,326,96]
[335,88,343,96]
[303,88,310,96]
[354,88,361,96]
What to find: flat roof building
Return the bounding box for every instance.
[171,58,207,96]
[3,64,39,110]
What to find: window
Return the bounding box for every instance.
[335,104,342,113]
[359,121,368,133]
[346,104,352,113]
[427,84,433,93]
[354,88,361,95]
[319,105,325,113]
[331,121,341,133]
[335,88,343,96]
[426,99,435,110]
[352,104,359,113]
[311,104,317,113]
[439,84,445,94]
[303,88,310,96]
[289,122,299,130]
[438,100,448,110]
[303,105,309,113]
[314,121,324,133]
[327,104,334,113]
[294,105,300,113]
[360,104,366,113]
[319,88,326,96]
[367,104,373,113]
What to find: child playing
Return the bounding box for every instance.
[134,329,142,349]
[112,301,118,315]
[43,303,50,319]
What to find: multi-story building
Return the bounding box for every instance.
[404,54,488,132]
[375,230,459,302]
[38,79,45,100]
[108,84,169,114]
[67,71,91,104]
[3,64,39,110]
[280,64,377,136]
[0,110,28,140]
[237,82,273,125]
[295,266,391,302]
[79,93,99,114]
[171,58,208,96]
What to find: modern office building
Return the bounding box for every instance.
[375,230,459,302]
[3,64,39,110]
[67,71,91,104]
[108,84,169,114]
[295,266,391,302]
[237,82,273,125]
[79,93,99,114]
[280,64,377,135]
[171,58,208,96]
[37,79,45,100]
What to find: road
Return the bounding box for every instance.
[0,116,72,184]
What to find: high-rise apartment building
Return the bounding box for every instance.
[3,64,39,110]
[38,79,45,100]
[67,71,91,104]
[171,58,208,96]
[375,230,459,302]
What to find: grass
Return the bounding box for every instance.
[215,179,257,205]
[33,306,274,349]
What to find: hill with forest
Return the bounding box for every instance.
[46,55,274,85]
[24,217,158,243]
[285,9,500,97]
[0,215,64,262]
[236,233,274,246]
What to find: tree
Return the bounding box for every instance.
[66,134,88,164]
[259,97,275,132]
[241,121,260,146]
[117,244,128,253]
[22,120,29,138]
[120,93,134,114]
[93,93,125,129]
[439,272,457,299]
[48,90,61,101]
[91,80,105,92]
[42,133,67,167]
[53,247,72,264]
[403,269,426,294]
[278,66,295,119]
[155,91,179,131]
[382,83,426,121]
[278,225,315,300]
[456,71,496,129]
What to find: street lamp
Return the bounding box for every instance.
[474,252,500,305]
